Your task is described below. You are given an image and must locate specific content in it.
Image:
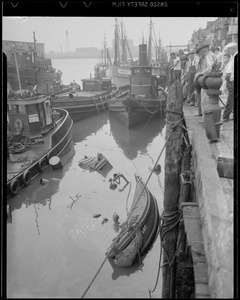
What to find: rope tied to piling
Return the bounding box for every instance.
[159,209,183,268]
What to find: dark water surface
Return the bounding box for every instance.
[7,111,166,298]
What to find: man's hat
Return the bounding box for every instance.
[224,42,238,50]
[196,41,209,53]
[188,48,195,55]
[180,54,188,61]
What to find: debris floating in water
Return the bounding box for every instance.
[113,212,120,224]
[101,217,109,225]
[92,213,101,219]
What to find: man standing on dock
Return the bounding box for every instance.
[222,42,237,122]
[186,49,197,105]
[195,41,217,120]
[170,52,181,82]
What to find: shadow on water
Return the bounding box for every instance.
[109,114,166,160]
[108,256,144,281]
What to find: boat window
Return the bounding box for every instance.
[18,105,26,114]
[8,105,19,114]
[27,104,37,114]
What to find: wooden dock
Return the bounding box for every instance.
[182,103,233,298]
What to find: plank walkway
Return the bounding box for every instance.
[182,102,234,298]
[181,202,210,298]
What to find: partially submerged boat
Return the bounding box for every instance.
[7,93,74,199]
[106,174,159,267]
[51,77,128,122]
[109,44,167,129]
[78,153,113,178]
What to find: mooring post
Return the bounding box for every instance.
[161,79,184,298]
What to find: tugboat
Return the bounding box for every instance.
[109,43,167,129]
[51,76,128,122]
[7,90,74,199]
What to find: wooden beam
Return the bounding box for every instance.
[162,79,183,298]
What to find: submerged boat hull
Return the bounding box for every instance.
[107,175,159,265]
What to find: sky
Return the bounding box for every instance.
[2,17,217,52]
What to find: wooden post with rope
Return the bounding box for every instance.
[161,78,184,298]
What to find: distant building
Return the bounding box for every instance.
[190,17,238,50]
[3,40,45,62]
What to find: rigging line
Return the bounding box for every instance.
[125,181,132,215]
[148,222,162,298]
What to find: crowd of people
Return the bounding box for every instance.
[168,41,238,122]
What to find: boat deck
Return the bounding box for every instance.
[182,102,233,298]
[57,90,108,99]
[7,119,61,181]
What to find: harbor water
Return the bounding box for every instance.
[7,59,166,298]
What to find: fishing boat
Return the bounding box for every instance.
[94,34,112,80]
[51,76,128,122]
[7,93,74,199]
[105,18,134,90]
[106,174,159,267]
[3,32,62,91]
[109,43,167,129]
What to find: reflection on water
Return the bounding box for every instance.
[7,113,165,298]
[109,114,165,160]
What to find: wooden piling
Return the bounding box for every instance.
[161,79,184,298]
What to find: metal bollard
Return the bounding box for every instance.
[203,110,218,142]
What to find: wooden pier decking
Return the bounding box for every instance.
[182,103,233,298]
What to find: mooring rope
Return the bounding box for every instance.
[81,116,185,298]
[148,222,162,298]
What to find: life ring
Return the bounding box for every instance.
[38,157,47,171]
[10,178,20,195]
[14,119,24,133]
[23,170,31,186]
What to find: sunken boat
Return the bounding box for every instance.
[7,92,74,199]
[109,44,167,129]
[106,174,159,267]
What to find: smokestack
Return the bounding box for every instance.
[139,44,148,66]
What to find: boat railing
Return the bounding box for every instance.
[50,109,72,148]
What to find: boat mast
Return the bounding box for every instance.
[33,31,37,63]
[158,35,162,62]
[148,18,153,65]
[114,18,120,65]
[12,43,23,95]
[120,19,128,64]
[104,34,107,66]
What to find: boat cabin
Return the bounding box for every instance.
[81,78,112,92]
[7,96,54,137]
[36,81,63,95]
[130,66,158,99]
